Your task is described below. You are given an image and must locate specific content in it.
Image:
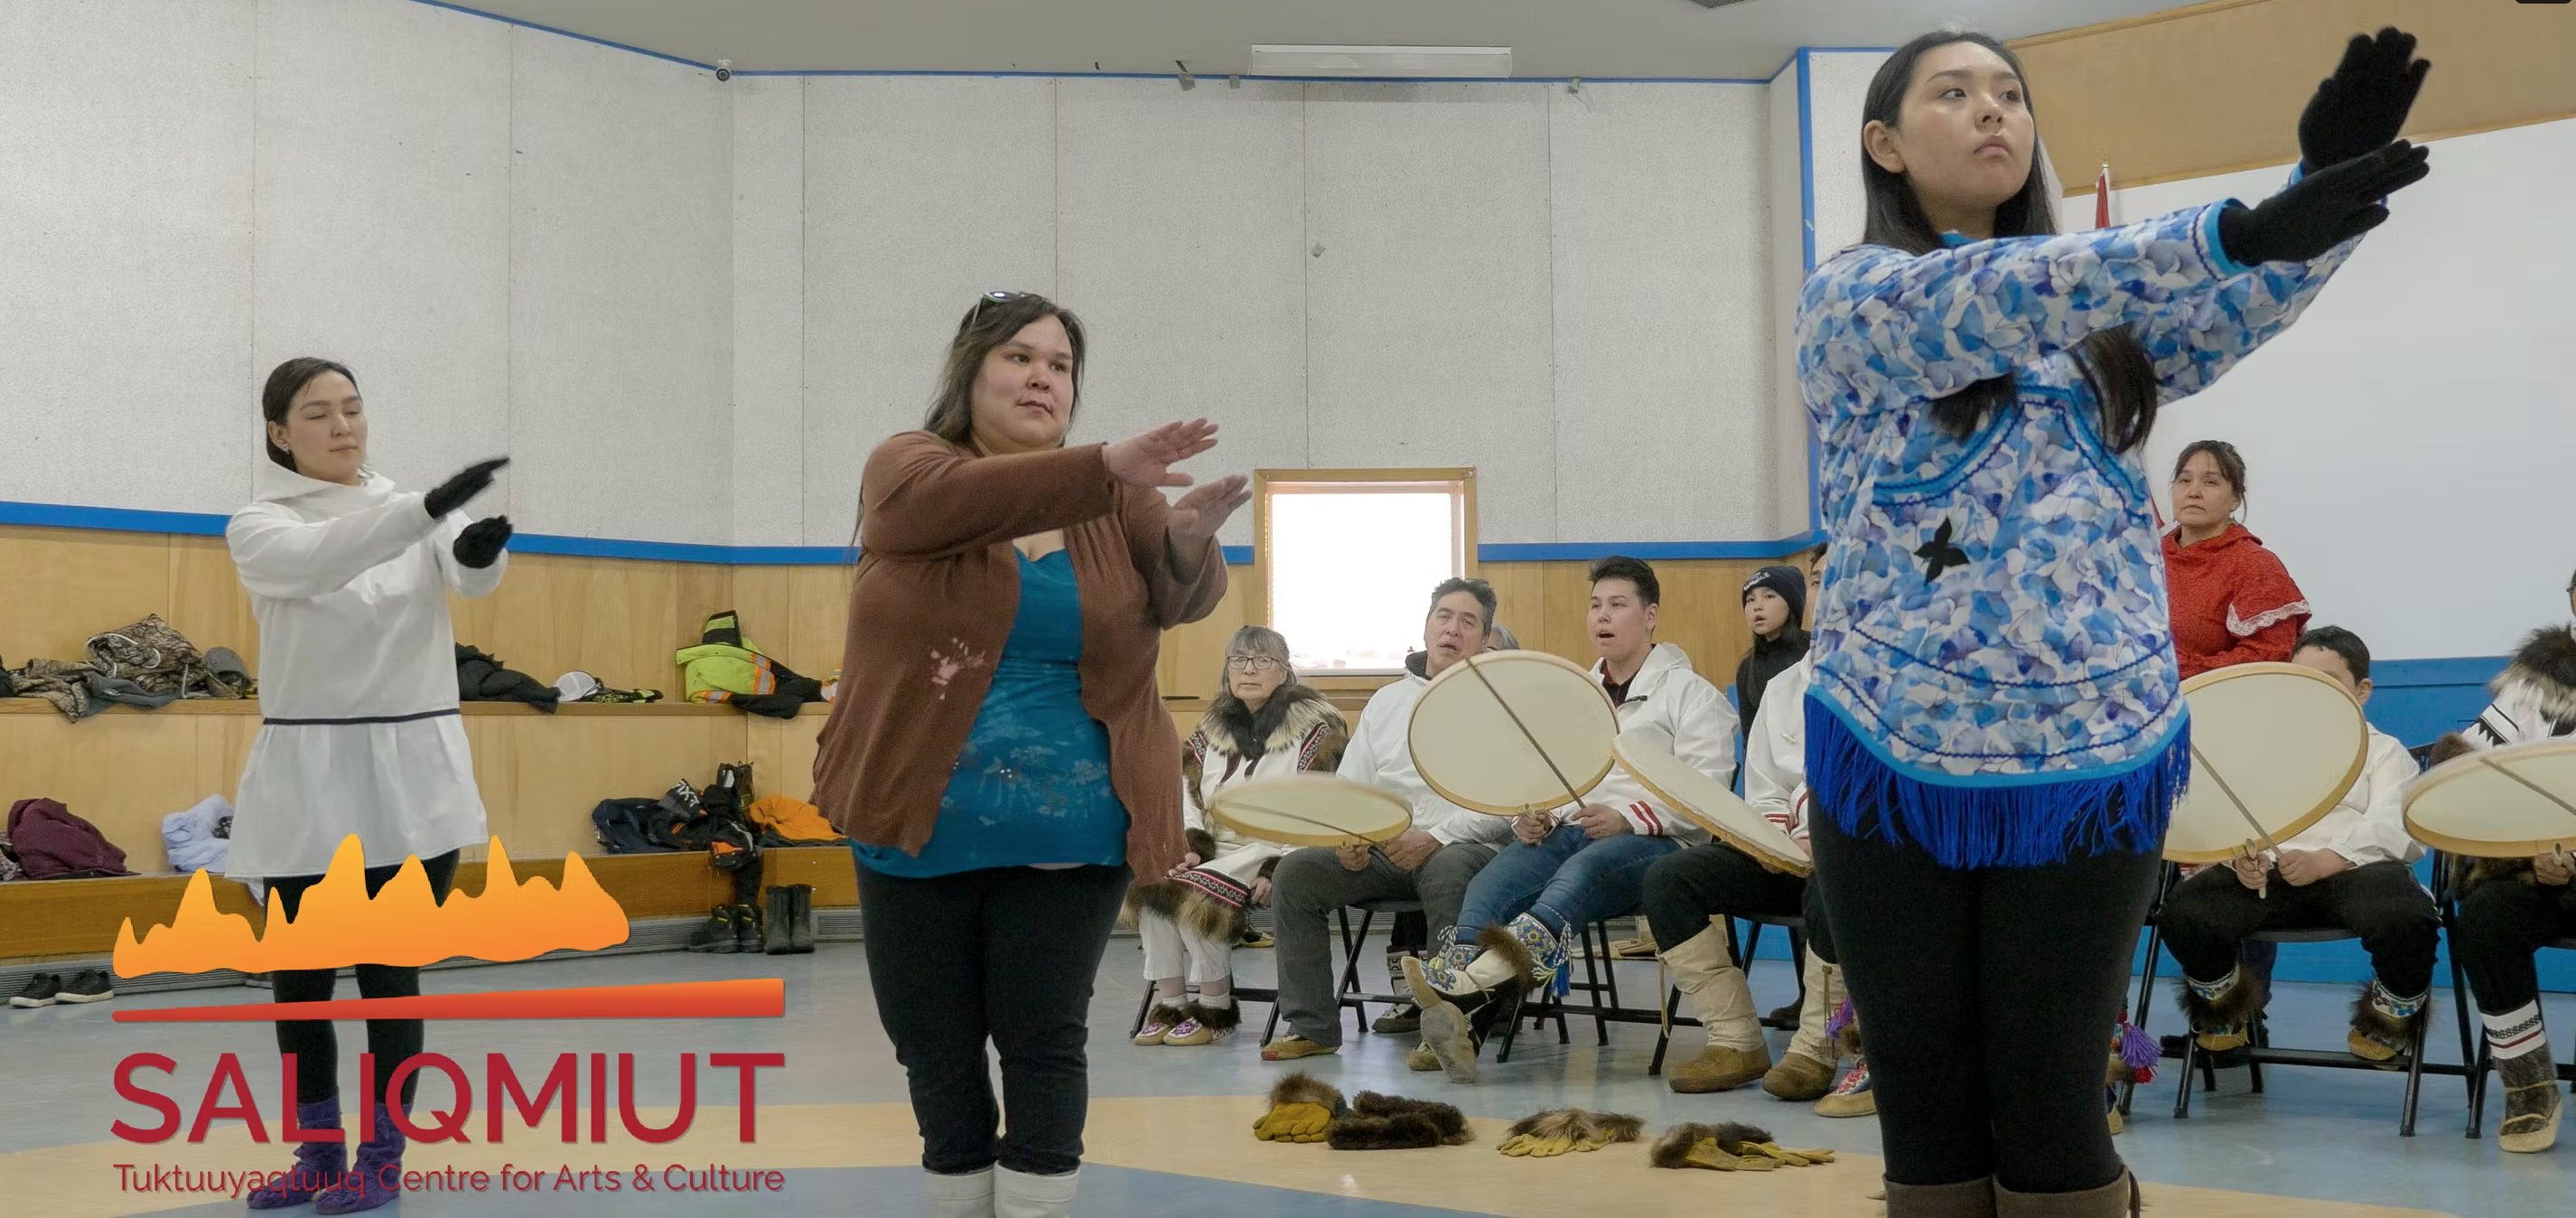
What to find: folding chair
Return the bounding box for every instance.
[1249,897,1422,1045]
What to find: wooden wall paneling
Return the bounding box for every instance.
[2015,0,2576,193]
[164,534,261,669]
[189,711,263,805]
[784,562,854,678]
[1483,560,1553,655]
[1157,574,1250,699]
[492,711,751,859]
[730,565,793,667]
[0,871,266,961]
[0,525,172,665]
[2,708,211,874]
[768,711,826,802]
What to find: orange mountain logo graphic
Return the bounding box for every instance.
[111,836,781,1024]
[116,836,628,976]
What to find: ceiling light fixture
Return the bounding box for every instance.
[1246,45,1512,79]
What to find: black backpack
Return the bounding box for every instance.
[592,797,675,854]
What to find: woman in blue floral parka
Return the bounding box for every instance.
[1796,27,2432,1218]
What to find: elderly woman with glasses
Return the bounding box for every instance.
[1125,625,1348,1048]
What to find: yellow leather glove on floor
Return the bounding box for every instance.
[1253,1073,1345,1143]
[1651,1122,1813,1171]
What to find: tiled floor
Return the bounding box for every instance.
[3,936,2568,1216]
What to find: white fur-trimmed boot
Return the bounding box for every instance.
[1403,917,1555,1083]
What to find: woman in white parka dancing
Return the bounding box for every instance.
[229,357,515,1215]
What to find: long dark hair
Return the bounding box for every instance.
[1859,31,2159,453]
[847,293,1089,556]
[921,291,1087,445]
[260,357,357,473]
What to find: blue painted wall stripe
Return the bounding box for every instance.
[3,501,1819,567]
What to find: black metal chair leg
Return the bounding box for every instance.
[2174,1033,2198,1119]
[1131,987,1155,1039]
[2401,1006,2428,1137]
[1650,987,1680,1076]
[2248,1017,2267,1094]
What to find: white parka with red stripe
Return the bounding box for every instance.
[1576,642,1739,839]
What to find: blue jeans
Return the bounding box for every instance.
[1455,826,1681,942]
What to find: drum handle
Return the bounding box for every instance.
[2189,744,2283,900]
[1462,654,1589,814]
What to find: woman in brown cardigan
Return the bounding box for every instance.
[811,291,1246,1218]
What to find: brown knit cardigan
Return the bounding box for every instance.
[810,431,1229,879]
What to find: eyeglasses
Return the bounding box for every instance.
[968,290,1029,327]
[1225,655,1283,673]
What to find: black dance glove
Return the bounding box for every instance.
[453,516,513,569]
[424,456,510,520]
[2216,140,2429,267]
[2298,28,2430,175]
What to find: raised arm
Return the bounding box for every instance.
[227,498,440,601]
[857,432,1118,560]
[1798,203,2235,411]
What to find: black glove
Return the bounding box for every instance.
[2298,28,2430,175]
[425,456,509,520]
[2216,140,2428,267]
[453,515,514,569]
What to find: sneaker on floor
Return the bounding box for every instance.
[1373,1003,1422,1034]
[1260,1035,1337,1062]
[11,973,61,1008]
[1766,1000,1803,1028]
[55,970,115,1004]
[1237,928,1275,949]
[1815,1064,1875,1118]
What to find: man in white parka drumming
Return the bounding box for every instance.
[227,357,514,1216]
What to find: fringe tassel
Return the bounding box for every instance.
[1825,998,1855,1043]
[1805,698,2187,870]
[2116,1011,2158,1084]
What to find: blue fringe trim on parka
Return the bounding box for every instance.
[1805,696,2189,869]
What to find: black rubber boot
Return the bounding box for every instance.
[762,889,795,955]
[733,903,763,952]
[788,885,817,952]
[685,905,738,953]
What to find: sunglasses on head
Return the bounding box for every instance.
[968,290,1031,328]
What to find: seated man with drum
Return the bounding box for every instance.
[2429,585,2576,1154]
[1259,578,1517,1062]
[2160,626,2440,1063]
[1638,546,1858,1101]
[1403,556,1739,1082]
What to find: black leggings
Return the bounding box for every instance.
[2455,878,2576,1015]
[858,863,1131,1177]
[1811,813,2156,1194]
[267,849,462,1110]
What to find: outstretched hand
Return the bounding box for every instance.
[2299,28,2431,175]
[425,456,509,519]
[1103,419,1218,491]
[453,516,513,569]
[1167,474,1251,543]
[2217,139,2429,266]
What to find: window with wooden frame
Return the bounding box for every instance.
[1251,469,1476,674]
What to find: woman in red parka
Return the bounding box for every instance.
[2163,440,2310,680]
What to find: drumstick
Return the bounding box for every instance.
[1223,803,1405,849]
[2472,754,2576,823]
[1461,653,1590,816]
[2189,744,2282,900]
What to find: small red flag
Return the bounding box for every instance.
[2095,164,2112,229]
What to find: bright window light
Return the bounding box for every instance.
[1261,474,1471,673]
